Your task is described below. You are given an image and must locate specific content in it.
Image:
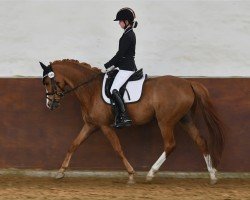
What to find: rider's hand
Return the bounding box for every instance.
[102,66,115,73]
[101,68,107,73]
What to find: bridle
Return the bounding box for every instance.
[43,65,103,108]
[44,76,64,100]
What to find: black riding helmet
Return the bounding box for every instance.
[114,7,138,28]
[114,7,135,21]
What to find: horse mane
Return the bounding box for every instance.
[50,59,101,73]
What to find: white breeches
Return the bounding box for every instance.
[110,70,134,93]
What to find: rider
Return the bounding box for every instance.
[103,7,138,128]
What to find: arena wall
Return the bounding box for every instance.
[0,78,249,172]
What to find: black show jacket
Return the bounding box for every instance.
[104,27,137,71]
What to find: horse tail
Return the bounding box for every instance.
[190,81,225,168]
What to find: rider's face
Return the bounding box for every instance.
[119,20,127,29]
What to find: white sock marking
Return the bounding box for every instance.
[204,154,217,180]
[147,152,166,178]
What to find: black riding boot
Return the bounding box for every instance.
[111,89,132,128]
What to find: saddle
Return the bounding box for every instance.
[102,68,147,104]
[105,69,144,99]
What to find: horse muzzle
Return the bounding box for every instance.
[48,99,60,110]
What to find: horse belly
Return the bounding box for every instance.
[127,103,155,125]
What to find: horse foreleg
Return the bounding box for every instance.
[55,124,97,179]
[101,125,135,184]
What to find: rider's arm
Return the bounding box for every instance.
[104,35,132,69]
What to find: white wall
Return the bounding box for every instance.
[0,0,250,77]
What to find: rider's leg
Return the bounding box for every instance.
[110,70,134,128]
[111,89,132,127]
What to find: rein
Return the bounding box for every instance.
[62,72,103,96]
[47,72,103,98]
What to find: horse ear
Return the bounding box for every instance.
[39,62,47,70]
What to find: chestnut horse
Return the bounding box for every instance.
[40,59,224,184]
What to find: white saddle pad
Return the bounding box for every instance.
[102,73,147,104]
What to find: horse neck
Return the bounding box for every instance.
[56,62,99,107]
[60,63,95,86]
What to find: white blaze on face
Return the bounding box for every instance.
[45,88,50,108]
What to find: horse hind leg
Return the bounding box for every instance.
[179,113,218,184]
[147,123,175,181]
[146,152,166,181]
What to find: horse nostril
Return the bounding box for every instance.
[55,102,60,108]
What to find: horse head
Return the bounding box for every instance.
[40,61,66,110]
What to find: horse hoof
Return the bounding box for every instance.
[127,179,136,185]
[55,172,65,179]
[210,178,218,185]
[146,175,154,182]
